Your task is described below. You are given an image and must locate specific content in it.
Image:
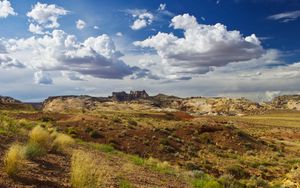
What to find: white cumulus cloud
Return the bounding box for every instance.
[3,30,153,81]
[0,0,16,18]
[28,23,44,35]
[27,2,68,34]
[128,9,154,30]
[0,42,7,53]
[76,19,86,30]
[134,14,264,78]
[61,71,85,81]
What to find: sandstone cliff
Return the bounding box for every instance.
[271,95,300,110]
[42,91,270,115]
[41,91,300,115]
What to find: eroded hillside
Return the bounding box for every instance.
[42,91,300,115]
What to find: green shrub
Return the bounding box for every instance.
[25,142,47,159]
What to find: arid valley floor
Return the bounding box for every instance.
[0,92,300,187]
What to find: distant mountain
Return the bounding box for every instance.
[0,96,21,104]
[0,96,34,111]
[2,91,296,115]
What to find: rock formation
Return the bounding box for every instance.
[111,90,149,101]
[0,96,34,110]
[271,95,300,110]
[111,91,130,101]
[42,95,109,112]
[129,90,149,99]
[0,96,21,104]
[41,91,300,115]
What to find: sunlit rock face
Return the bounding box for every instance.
[271,95,300,110]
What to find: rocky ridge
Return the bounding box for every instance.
[2,92,300,115]
[41,91,300,115]
[0,96,33,110]
[0,96,21,104]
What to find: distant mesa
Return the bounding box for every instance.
[2,92,300,116]
[41,90,268,115]
[111,90,149,101]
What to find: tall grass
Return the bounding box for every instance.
[28,126,52,149]
[4,143,26,177]
[71,150,108,188]
[71,150,100,188]
[25,126,51,159]
[52,133,74,153]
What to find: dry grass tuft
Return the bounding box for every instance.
[4,143,26,177]
[24,126,52,159]
[71,150,110,188]
[28,126,52,149]
[52,133,74,153]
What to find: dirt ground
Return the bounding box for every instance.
[1,110,300,187]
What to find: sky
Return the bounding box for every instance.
[0,0,300,102]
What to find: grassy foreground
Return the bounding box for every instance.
[0,109,300,187]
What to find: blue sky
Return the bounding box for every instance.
[0,0,300,101]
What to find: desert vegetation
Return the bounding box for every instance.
[70,150,104,188]
[3,143,26,177]
[1,94,300,187]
